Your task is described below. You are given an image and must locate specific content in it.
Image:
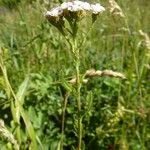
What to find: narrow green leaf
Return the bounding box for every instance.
[20,107,37,150]
[61,80,72,93]
[16,76,30,105]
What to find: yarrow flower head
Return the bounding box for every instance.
[44,1,105,34]
[45,1,105,19]
[45,6,65,35]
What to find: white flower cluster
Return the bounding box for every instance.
[45,0,105,18]
[45,7,63,17]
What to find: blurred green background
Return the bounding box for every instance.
[0,0,150,149]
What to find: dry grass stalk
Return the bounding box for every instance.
[139,30,150,50]
[69,69,126,85]
[0,119,19,150]
[85,69,126,79]
[108,0,125,18]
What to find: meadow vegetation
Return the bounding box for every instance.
[0,0,150,149]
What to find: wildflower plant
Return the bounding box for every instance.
[45,1,105,149]
[45,1,125,149]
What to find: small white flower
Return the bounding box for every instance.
[91,3,105,14]
[68,2,83,12]
[73,0,84,6]
[61,1,88,12]
[81,2,91,11]
[73,1,91,11]
[61,2,72,10]
[45,7,63,17]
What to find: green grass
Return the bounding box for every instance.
[0,0,150,149]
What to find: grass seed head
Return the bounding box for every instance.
[85,69,126,79]
[0,119,19,150]
[108,0,125,18]
[139,30,150,50]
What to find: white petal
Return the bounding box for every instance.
[45,7,63,17]
[68,3,83,12]
[81,2,91,11]
[73,0,84,6]
[61,2,72,10]
[91,3,105,14]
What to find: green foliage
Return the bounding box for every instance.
[0,0,20,8]
[0,0,150,149]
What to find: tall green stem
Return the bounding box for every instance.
[72,37,82,150]
[76,54,82,150]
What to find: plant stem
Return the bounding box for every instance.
[76,59,82,150]
[0,54,37,150]
[72,38,82,150]
[0,55,21,145]
[61,92,69,150]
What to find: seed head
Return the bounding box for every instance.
[108,0,125,18]
[139,30,150,50]
[85,69,126,79]
[0,119,19,150]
